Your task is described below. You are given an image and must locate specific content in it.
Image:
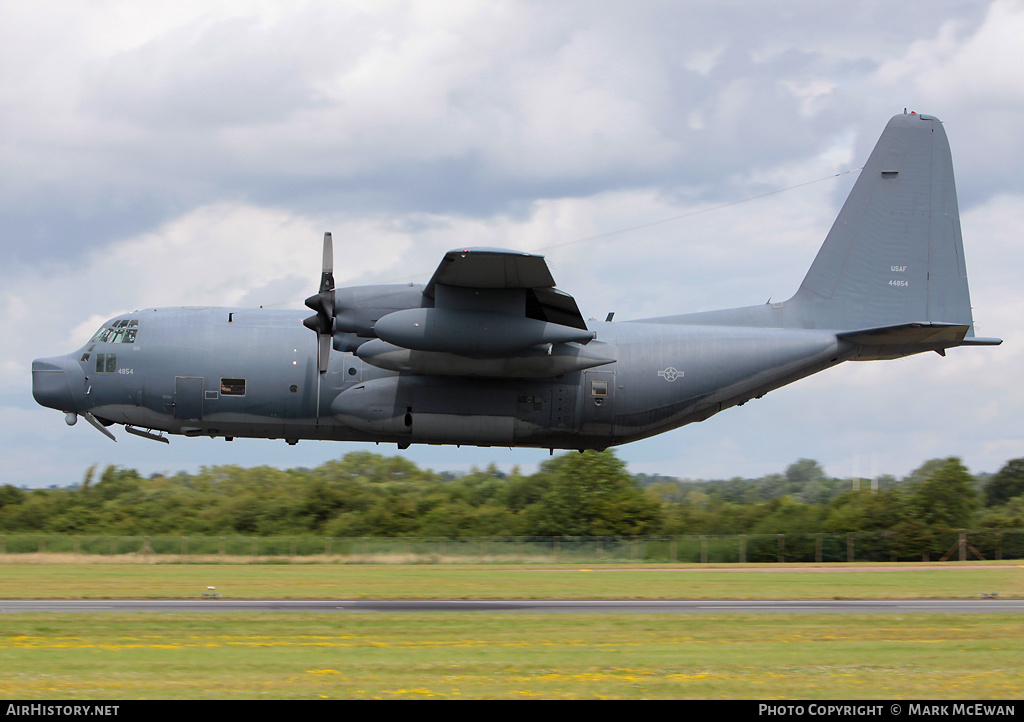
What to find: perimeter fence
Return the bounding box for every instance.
[1,528,1022,563]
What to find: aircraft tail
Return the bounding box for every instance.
[790,112,975,335]
[646,112,999,353]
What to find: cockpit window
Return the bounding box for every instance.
[90,319,138,344]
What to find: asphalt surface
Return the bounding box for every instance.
[1,599,1022,613]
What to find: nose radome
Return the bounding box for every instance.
[32,356,78,413]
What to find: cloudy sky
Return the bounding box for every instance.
[4,0,1023,488]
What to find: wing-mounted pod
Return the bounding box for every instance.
[373,306,595,356]
[355,337,614,377]
[358,248,612,378]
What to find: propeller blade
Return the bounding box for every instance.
[320,231,334,292]
[303,232,336,374]
[318,334,332,374]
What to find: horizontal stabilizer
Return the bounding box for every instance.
[837,322,970,346]
[836,321,1000,360]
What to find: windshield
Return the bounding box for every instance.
[90,318,138,344]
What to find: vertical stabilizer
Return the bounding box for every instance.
[790,112,974,334]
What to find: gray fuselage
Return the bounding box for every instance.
[33,305,846,450]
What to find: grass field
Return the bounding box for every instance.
[1,561,1022,699]
[0,560,1022,600]
[1,613,1021,699]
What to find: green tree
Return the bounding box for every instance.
[519,450,662,536]
[907,457,978,530]
[897,458,979,559]
[984,458,1024,507]
[824,489,902,531]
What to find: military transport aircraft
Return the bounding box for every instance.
[32,112,1001,451]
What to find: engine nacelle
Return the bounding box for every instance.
[331,284,426,338]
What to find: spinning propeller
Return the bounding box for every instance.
[303,232,335,373]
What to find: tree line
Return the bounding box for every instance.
[2,451,1023,552]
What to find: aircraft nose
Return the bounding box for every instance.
[32,356,80,413]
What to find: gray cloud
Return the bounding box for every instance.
[3,1,1021,487]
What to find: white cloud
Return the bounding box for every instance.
[876,0,1024,108]
[6,1,1023,488]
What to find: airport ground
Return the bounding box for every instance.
[0,560,1022,699]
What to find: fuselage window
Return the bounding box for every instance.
[221,378,246,396]
[95,354,117,373]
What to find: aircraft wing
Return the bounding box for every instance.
[424,247,555,291]
[423,247,588,331]
[356,247,610,377]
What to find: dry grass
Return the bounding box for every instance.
[1,613,1021,699]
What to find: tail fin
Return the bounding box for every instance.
[791,112,975,334]
[649,112,999,351]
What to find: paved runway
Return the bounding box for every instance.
[1,599,1022,614]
